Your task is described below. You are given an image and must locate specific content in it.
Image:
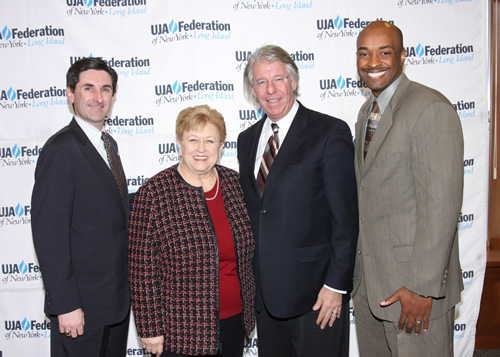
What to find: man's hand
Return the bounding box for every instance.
[141,336,164,355]
[58,308,85,338]
[380,286,432,335]
[312,287,343,329]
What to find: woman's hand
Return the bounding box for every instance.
[141,336,164,355]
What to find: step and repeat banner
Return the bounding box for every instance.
[0,1,489,356]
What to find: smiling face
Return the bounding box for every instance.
[356,22,406,97]
[251,60,297,122]
[67,69,115,130]
[177,122,224,179]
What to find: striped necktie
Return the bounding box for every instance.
[101,132,127,208]
[257,123,279,195]
[364,100,380,158]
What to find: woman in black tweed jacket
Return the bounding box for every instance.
[128,105,255,357]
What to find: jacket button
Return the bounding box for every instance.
[261,210,267,214]
[357,250,362,255]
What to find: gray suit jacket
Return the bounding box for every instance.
[352,74,464,322]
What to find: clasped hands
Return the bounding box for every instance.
[380,286,432,335]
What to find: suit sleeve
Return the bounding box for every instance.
[322,120,359,292]
[128,184,165,338]
[31,143,82,316]
[409,100,464,297]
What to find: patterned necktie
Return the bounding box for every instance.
[364,100,380,158]
[101,132,127,208]
[257,123,279,195]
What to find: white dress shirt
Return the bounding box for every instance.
[253,101,345,295]
[74,116,110,168]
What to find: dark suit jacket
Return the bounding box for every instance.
[352,74,464,321]
[31,118,130,326]
[237,102,358,318]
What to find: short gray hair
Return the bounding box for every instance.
[243,45,300,106]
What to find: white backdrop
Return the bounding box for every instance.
[0,1,489,356]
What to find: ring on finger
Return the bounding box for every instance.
[65,331,71,336]
[415,320,422,324]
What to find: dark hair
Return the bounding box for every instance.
[66,57,118,94]
[243,45,300,106]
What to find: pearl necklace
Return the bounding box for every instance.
[177,163,219,200]
[205,170,219,201]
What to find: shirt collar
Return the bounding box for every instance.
[264,100,299,135]
[370,73,404,115]
[74,116,104,147]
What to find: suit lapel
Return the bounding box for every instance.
[262,104,306,196]
[355,102,369,176]
[69,119,125,212]
[361,109,394,174]
[246,119,265,198]
[358,75,410,177]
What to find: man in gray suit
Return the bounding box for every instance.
[352,21,464,356]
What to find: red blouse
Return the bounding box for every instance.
[205,178,243,320]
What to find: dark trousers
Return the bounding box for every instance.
[50,311,130,357]
[256,301,349,357]
[159,313,245,357]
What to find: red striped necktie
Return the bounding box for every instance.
[257,123,279,195]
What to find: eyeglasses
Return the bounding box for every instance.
[253,75,290,88]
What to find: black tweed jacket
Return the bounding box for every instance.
[128,164,255,356]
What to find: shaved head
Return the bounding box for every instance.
[356,21,406,96]
[358,21,404,54]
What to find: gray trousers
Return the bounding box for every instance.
[353,275,455,357]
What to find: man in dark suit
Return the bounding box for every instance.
[352,22,464,356]
[237,45,358,357]
[31,57,130,357]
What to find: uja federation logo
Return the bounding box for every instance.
[319,75,369,100]
[0,25,65,48]
[0,86,67,110]
[70,54,151,78]
[464,158,474,175]
[234,49,315,72]
[453,100,475,119]
[4,317,50,340]
[0,144,41,167]
[150,18,231,46]
[154,80,235,106]
[66,0,147,17]
[0,203,31,227]
[158,142,179,165]
[317,16,394,40]
[1,259,40,286]
[105,115,155,137]
[404,43,474,66]
[458,212,474,231]
[239,108,265,131]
